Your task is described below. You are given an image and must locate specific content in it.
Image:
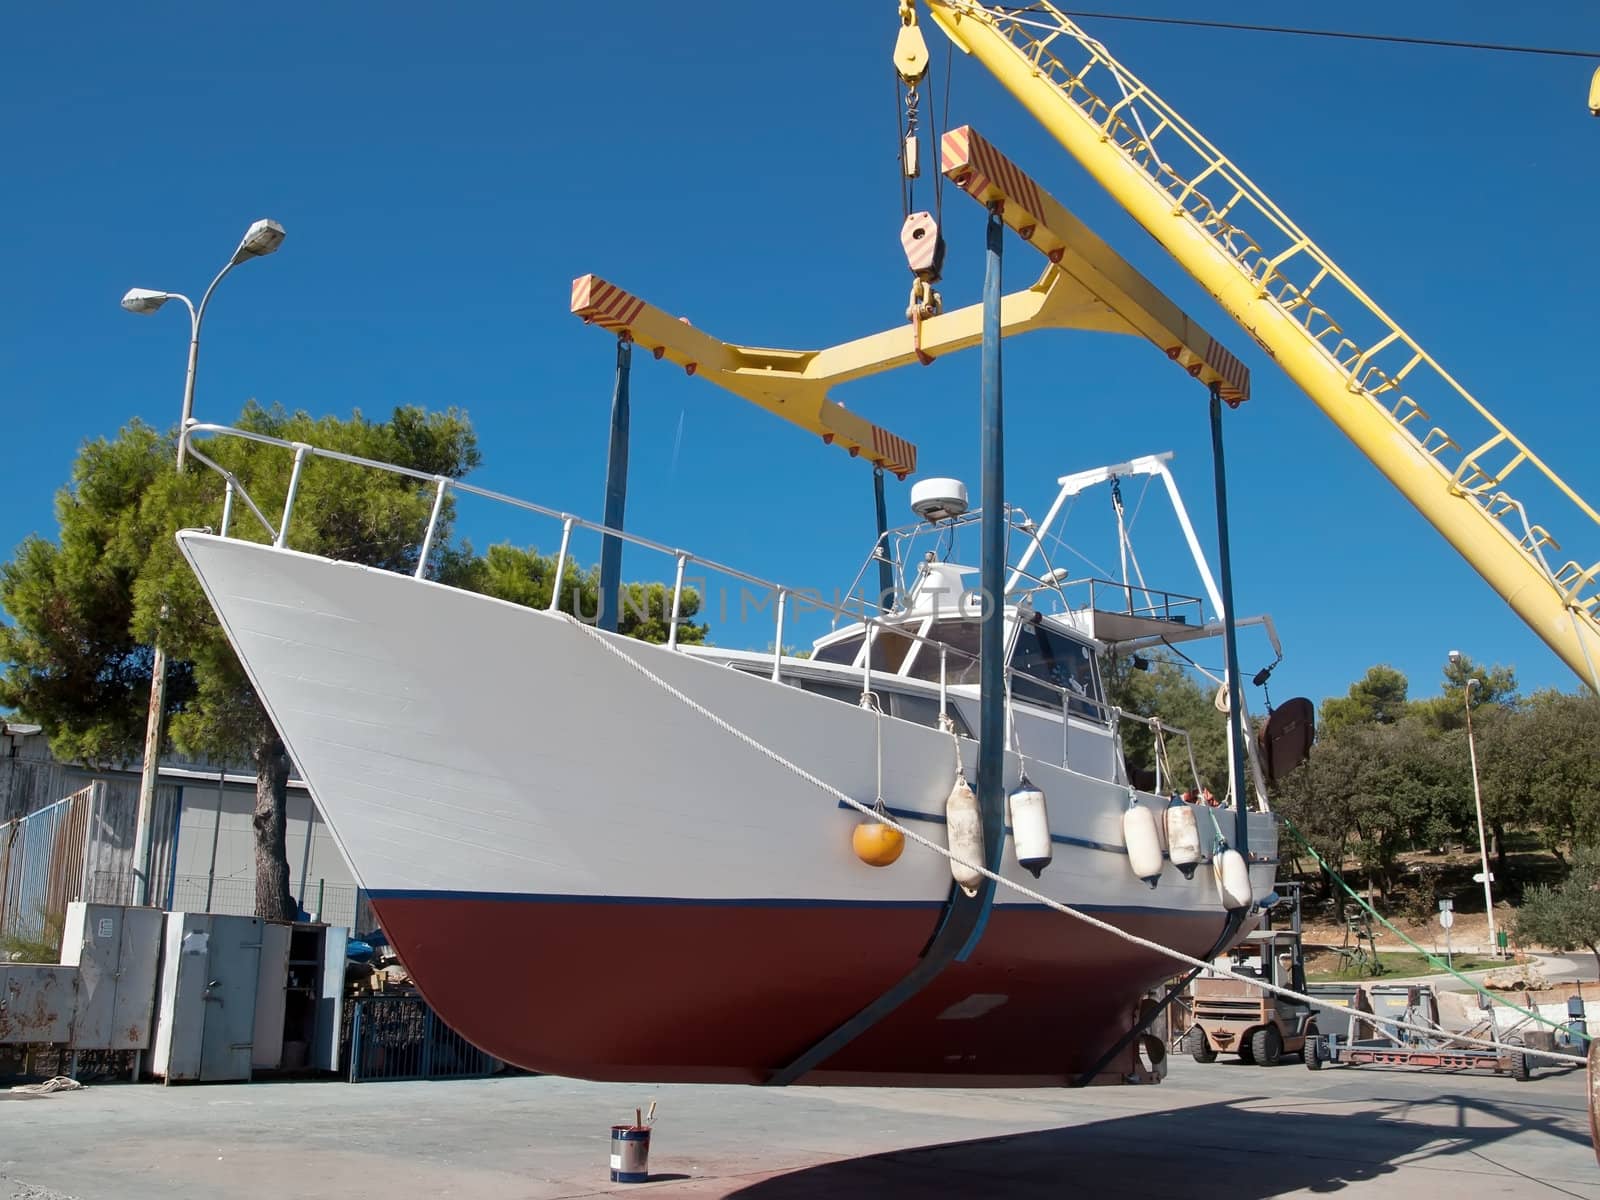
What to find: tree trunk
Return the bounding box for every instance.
[1492,820,1509,881]
[252,733,297,921]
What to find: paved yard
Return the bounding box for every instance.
[2,1056,1594,1199]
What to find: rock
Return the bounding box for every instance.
[1484,963,1549,991]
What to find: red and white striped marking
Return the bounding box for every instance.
[941,127,1046,225]
[1204,336,1251,403]
[871,425,917,477]
[571,274,646,336]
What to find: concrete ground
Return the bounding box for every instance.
[2,1056,1595,1199]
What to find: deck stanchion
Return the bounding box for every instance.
[771,589,787,681]
[598,339,633,633]
[1208,382,1249,862]
[276,444,308,549]
[549,519,575,614]
[666,554,688,649]
[415,477,450,580]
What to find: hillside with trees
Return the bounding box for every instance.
[1115,648,1600,940]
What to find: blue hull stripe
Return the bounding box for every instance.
[366,888,1222,920]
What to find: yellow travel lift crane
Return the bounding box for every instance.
[918,0,1600,693]
[576,1,1600,693]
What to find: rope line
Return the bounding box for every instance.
[560,614,1588,1068]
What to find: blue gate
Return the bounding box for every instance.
[346,994,501,1083]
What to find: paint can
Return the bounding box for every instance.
[609,1125,650,1183]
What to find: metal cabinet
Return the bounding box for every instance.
[0,965,76,1044]
[148,912,264,1083]
[253,922,347,1072]
[250,922,292,1069]
[59,902,163,1050]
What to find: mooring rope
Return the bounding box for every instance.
[559,614,1588,1068]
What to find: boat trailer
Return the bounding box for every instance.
[1304,984,1587,1081]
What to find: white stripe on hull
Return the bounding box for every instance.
[176,533,1276,914]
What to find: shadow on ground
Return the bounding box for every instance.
[721,1093,1588,1198]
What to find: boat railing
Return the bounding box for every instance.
[179,422,1209,790]
[835,513,1204,632]
[1054,577,1204,626]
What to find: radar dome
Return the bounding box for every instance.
[910,478,969,523]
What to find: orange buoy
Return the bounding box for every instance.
[853,803,905,867]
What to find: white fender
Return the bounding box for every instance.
[1164,800,1204,880]
[1123,801,1164,888]
[1215,847,1252,910]
[1008,777,1051,878]
[946,771,984,897]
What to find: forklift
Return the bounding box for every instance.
[1186,886,1320,1066]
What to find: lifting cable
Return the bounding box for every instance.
[1036,10,1600,62]
[1282,816,1582,1040]
[554,611,1590,1070]
[894,1,945,360]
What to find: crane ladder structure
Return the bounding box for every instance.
[925,0,1600,691]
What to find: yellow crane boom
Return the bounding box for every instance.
[924,0,1600,691]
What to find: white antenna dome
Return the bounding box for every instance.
[910,477,969,523]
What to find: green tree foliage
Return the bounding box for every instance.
[1,407,710,920]
[1272,653,1596,903]
[1318,664,1410,735]
[1104,654,1229,794]
[1273,716,1468,893]
[1411,651,1519,732]
[1515,847,1600,976]
[1478,690,1600,863]
[1,404,481,919]
[452,543,708,645]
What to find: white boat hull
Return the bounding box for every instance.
[177,531,1277,1084]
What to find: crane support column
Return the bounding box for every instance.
[965,205,1008,955]
[597,338,632,633]
[1209,382,1249,860]
[765,214,1009,1087]
[873,467,894,612]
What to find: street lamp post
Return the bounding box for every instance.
[1450,650,1499,959]
[122,219,285,906]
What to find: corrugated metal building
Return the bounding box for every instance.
[0,722,360,938]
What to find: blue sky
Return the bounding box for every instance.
[3,1,1596,708]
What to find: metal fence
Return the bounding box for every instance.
[345,994,500,1083]
[0,788,91,943]
[162,874,362,931]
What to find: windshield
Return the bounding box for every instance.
[904,620,982,685]
[1010,622,1104,719]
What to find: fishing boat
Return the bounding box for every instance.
[176,434,1287,1087]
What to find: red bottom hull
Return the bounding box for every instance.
[370,894,1225,1086]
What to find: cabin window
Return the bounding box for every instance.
[813,634,864,666]
[1010,624,1104,719]
[903,619,982,685]
[868,628,918,673]
[891,690,971,736]
[798,677,861,705]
